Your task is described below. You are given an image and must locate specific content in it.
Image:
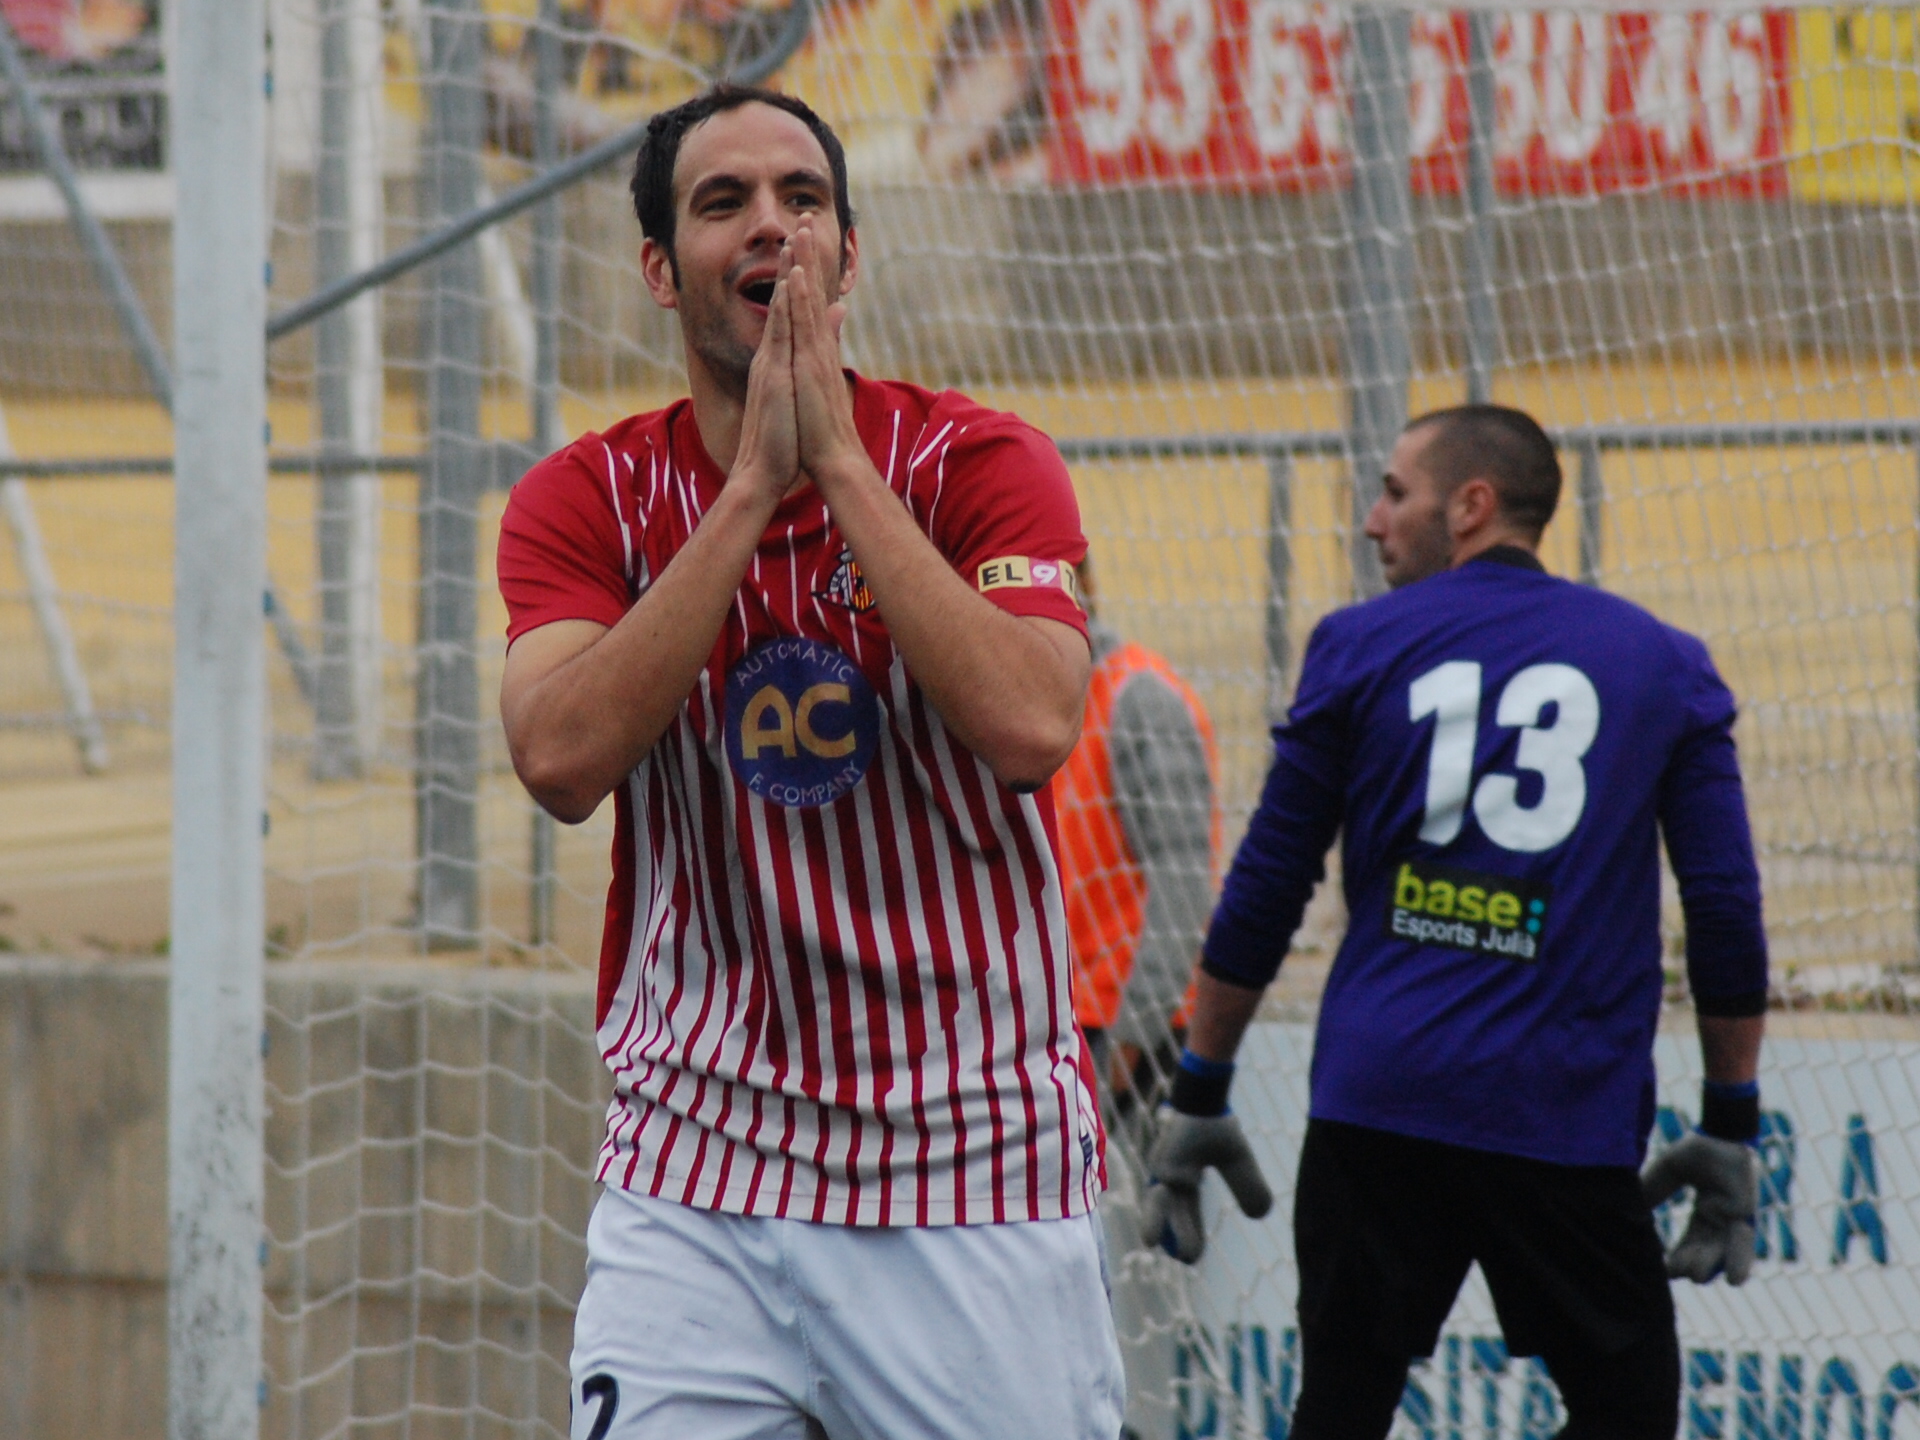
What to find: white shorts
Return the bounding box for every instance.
[569,1186,1126,1440]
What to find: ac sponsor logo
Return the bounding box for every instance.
[724,638,879,808]
[976,555,1081,603]
[1387,858,1549,962]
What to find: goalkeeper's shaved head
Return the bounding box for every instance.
[1405,404,1562,539]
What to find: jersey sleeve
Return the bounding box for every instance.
[1658,631,1769,1013]
[1202,618,1350,988]
[932,417,1089,637]
[497,443,635,644]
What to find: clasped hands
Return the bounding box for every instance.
[735,220,868,503]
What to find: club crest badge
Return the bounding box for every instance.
[815,547,876,613]
[725,637,880,808]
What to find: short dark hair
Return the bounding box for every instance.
[629,85,854,276]
[1405,403,1562,537]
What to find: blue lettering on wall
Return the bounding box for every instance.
[1441,1336,1465,1440]
[1757,1111,1800,1263]
[1832,1115,1889,1267]
[1170,1330,1920,1440]
[1738,1353,1804,1440]
[1693,1351,1730,1439]
[1878,1364,1920,1440]
[1174,1327,1220,1440]
[1520,1360,1561,1440]
[1176,1325,1297,1439]
[1473,1337,1511,1438]
[1814,1358,1863,1440]
[1399,1372,1436,1440]
[1256,1326,1298,1437]
[1409,1334,1500,1440]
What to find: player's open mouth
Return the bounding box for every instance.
[740,278,776,307]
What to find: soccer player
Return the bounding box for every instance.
[1053,555,1217,1124]
[1145,404,1767,1439]
[496,86,1123,1439]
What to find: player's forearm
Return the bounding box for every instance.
[1183,969,1265,1064]
[504,480,780,821]
[1698,1013,1764,1087]
[812,454,1088,788]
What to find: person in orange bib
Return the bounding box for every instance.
[1053,556,1220,1134]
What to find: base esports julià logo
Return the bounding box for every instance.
[1387,857,1550,962]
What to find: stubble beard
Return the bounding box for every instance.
[680,294,757,403]
[1386,507,1455,589]
[678,244,849,404]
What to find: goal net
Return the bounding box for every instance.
[2,1,1919,1436]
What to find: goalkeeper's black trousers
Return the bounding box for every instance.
[1287,1119,1681,1440]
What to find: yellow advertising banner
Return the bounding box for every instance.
[1790,7,1920,202]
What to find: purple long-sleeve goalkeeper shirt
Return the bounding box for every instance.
[1204,548,1768,1167]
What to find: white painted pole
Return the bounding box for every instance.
[169,0,267,1436]
[344,0,384,767]
[314,0,387,777]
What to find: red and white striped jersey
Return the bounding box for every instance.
[499,373,1104,1226]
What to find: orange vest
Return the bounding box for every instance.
[1053,641,1218,1032]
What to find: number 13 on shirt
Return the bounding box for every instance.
[1409,661,1601,854]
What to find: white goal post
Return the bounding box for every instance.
[168,1,268,1437]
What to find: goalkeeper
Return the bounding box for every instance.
[1148,404,1768,1439]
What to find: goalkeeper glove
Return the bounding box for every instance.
[1141,1049,1274,1264]
[1640,1079,1762,1286]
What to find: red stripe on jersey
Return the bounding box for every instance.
[704,1085,741,1205]
[796,805,857,1223]
[866,717,939,1224]
[636,743,702,1077]
[686,694,751,1063]
[733,793,791,1193]
[763,814,827,1184]
[612,747,698,1196]
[807,811,873,1148]
[596,763,666,1188]
[741,1090,770,1214]
[837,787,901,1226]
[774,1097,800,1217]
[945,712,1048,1217]
[677,1076,715,1205]
[882,674,971,1222]
[975,787,1045,1221]
[1004,792,1078,1215]
[656,743,729,1199]
[904,681,1004,1223]
[926,682,1022,1219]
[596,781,639,1029]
